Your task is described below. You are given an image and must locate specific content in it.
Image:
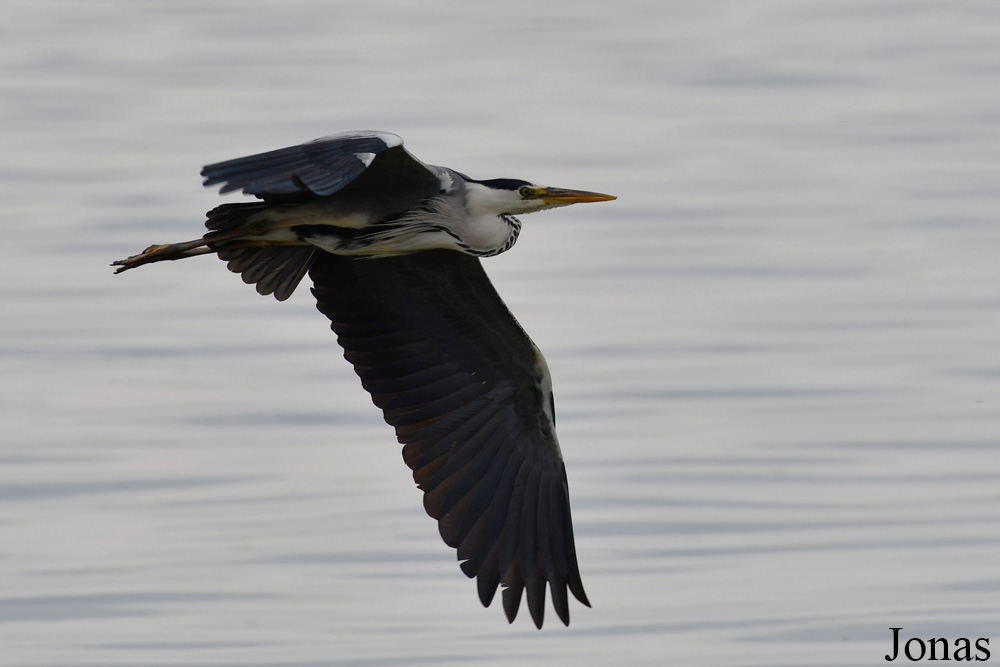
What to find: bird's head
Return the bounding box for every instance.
[464,177,616,217]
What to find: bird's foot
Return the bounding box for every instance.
[111,241,213,273]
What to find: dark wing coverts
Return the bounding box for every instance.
[200,130,438,201]
[310,251,589,628]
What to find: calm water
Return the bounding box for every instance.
[3,1,999,665]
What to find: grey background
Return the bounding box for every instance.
[3,1,999,665]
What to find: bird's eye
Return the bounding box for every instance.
[519,186,533,198]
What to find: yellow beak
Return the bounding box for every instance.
[535,187,617,206]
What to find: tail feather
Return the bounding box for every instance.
[114,201,318,299]
[205,202,269,232]
[204,202,318,300]
[217,245,318,301]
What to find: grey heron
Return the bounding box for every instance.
[113,131,615,628]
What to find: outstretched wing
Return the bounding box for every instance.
[309,251,589,628]
[201,130,440,201]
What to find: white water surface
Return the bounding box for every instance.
[3,1,999,665]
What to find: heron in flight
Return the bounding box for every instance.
[113,131,615,628]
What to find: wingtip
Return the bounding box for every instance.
[501,585,523,625]
[568,568,590,608]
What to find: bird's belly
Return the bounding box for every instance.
[248,202,373,230]
[302,227,468,257]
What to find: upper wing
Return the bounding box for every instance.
[309,251,589,628]
[201,131,439,201]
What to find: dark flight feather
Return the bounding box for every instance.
[309,250,588,627]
